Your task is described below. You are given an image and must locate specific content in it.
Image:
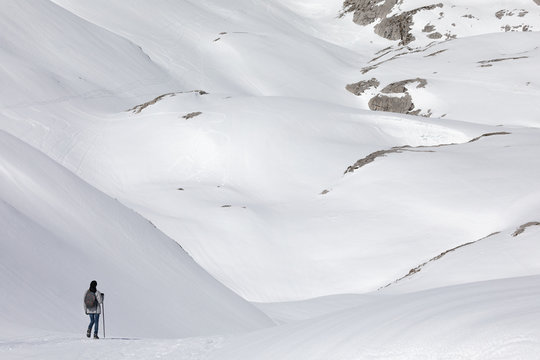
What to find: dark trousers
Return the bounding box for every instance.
[88,313,100,335]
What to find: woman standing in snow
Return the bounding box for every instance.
[83,280,103,339]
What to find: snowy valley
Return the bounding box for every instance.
[1,0,540,359]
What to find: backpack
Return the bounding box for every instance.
[84,291,97,308]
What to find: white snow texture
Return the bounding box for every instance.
[1,0,539,359]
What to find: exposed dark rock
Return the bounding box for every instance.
[183,111,202,119]
[478,56,528,65]
[512,222,540,236]
[345,132,510,174]
[342,1,444,45]
[467,132,511,143]
[496,9,528,18]
[341,0,398,26]
[369,50,392,63]
[128,90,208,114]
[373,3,444,45]
[425,49,447,57]
[379,232,501,290]
[422,23,436,32]
[344,146,410,173]
[427,32,443,39]
[381,78,427,93]
[368,93,415,113]
[374,12,416,44]
[501,24,532,32]
[375,45,393,55]
[361,65,379,74]
[365,78,429,115]
[129,93,176,114]
[346,78,380,95]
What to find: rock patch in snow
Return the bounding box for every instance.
[182,111,202,119]
[512,221,540,236]
[345,78,380,95]
[380,231,501,289]
[374,3,444,45]
[129,90,208,114]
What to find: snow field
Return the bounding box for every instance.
[1,0,540,358]
[0,130,272,339]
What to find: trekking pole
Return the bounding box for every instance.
[102,294,106,339]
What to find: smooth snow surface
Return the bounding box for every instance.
[1,0,540,358]
[2,277,540,359]
[0,130,272,339]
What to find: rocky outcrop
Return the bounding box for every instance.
[128,90,208,114]
[380,232,500,290]
[342,1,444,45]
[381,78,427,93]
[478,56,528,67]
[344,146,410,173]
[368,93,415,113]
[182,112,202,119]
[512,222,540,237]
[373,3,444,45]
[422,24,436,32]
[345,78,380,95]
[344,132,510,174]
[342,0,398,26]
[363,78,427,115]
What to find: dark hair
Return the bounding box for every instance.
[89,280,97,293]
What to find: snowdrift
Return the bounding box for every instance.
[210,275,540,359]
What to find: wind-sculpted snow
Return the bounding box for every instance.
[0,0,178,112]
[1,0,540,357]
[4,276,537,359]
[209,276,540,359]
[0,131,272,338]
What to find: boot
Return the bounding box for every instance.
[94,334,99,339]
[86,329,91,338]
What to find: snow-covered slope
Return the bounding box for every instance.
[346,30,540,124]
[342,0,540,123]
[0,0,177,111]
[209,276,540,360]
[2,0,539,303]
[0,130,272,338]
[50,0,364,106]
[342,0,540,47]
[381,221,540,293]
[1,0,540,358]
[3,276,539,359]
